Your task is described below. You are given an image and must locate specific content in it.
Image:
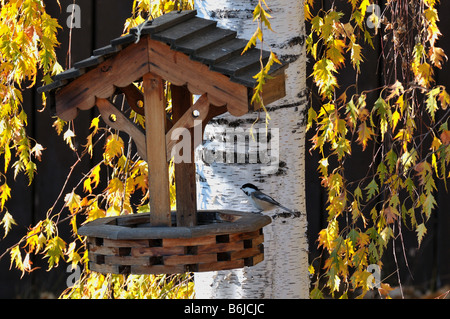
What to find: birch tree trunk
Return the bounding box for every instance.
[193,0,309,298]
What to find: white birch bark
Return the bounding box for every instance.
[193,0,309,299]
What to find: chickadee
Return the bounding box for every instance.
[240,183,293,213]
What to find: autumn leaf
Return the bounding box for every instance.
[312,58,339,99]
[66,242,81,267]
[383,207,399,224]
[90,165,101,189]
[63,128,77,151]
[10,245,23,272]
[44,236,66,270]
[416,223,427,247]
[0,183,11,211]
[356,121,373,151]
[441,130,450,145]
[326,39,346,68]
[378,283,395,299]
[0,211,16,238]
[104,134,124,162]
[64,191,82,215]
[85,200,106,223]
[349,40,363,72]
[365,178,379,200]
[438,88,450,109]
[83,178,92,194]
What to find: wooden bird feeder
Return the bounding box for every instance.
[38,10,288,275]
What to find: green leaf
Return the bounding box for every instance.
[312,58,338,100]
[365,178,379,200]
[44,236,66,270]
[416,223,427,247]
[423,194,436,220]
[385,149,398,173]
[426,86,440,121]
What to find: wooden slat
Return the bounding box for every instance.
[171,84,197,227]
[143,73,171,227]
[96,98,147,160]
[172,27,236,54]
[191,38,248,65]
[89,246,119,255]
[55,39,150,121]
[105,255,150,266]
[131,246,185,257]
[118,84,145,115]
[163,235,216,247]
[131,10,197,36]
[229,230,261,241]
[103,238,149,247]
[163,253,217,266]
[73,55,104,69]
[251,253,264,265]
[197,241,244,254]
[147,38,249,116]
[152,17,216,45]
[54,67,84,81]
[210,49,270,77]
[93,44,120,56]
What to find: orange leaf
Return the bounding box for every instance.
[441,130,450,145]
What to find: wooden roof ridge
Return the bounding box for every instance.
[37,10,288,121]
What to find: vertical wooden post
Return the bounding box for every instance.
[171,85,197,227]
[143,73,171,227]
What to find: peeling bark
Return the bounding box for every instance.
[194,0,309,299]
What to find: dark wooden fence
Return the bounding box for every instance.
[0,0,448,298]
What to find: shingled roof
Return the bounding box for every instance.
[37,10,287,121]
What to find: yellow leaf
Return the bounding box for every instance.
[0,183,11,211]
[90,165,101,189]
[349,41,363,72]
[44,236,66,270]
[85,201,106,223]
[83,178,92,194]
[1,211,16,238]
[108,177,124,194]
[391,110,400,132]
[326,39,346,69]
[438,87,450,110]
[64,191,82,215]
[10,245,23,272]
[357,121,373,151]
[89,117,100,134]
[104,134,124,162]
[308,264,315,275]
[359,0,370,16]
